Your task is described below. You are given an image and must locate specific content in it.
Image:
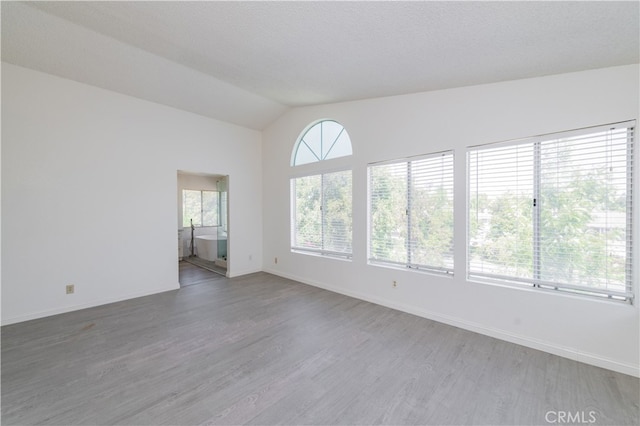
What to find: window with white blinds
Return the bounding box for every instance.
[369,151,454,274]
[291,170,352,258]
[468,122,634,302]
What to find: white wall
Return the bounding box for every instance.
[262,64,640,377]
[1,63,263,325]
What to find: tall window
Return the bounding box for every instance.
[291,120,353,259]
[468,122,634,302]
[182,189,219,227]
[291,170,352,257]
[369,151,454,274]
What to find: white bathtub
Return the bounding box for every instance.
[195,234,218,261]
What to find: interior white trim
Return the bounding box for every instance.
[1,283,180,327]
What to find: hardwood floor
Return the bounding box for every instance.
[179,260,226,287]
[2,272,638,425]
[182,257,228,278]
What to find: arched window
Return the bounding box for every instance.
[292,120,352,166]
[290,119,353,259]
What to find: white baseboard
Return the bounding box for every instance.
[1,283,180,326]
[227,267,263,278]
[264,268,640,378]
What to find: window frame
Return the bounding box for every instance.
[290,168,353,259]
[182,189,220,228]
[291,119,353,166]
[467,121,635,303]
[290,119,354,260]
[368,150,455,276]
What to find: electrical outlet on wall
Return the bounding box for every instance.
[275,257,278,264]
[66,284,75,294]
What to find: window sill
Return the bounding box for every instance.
[291,248,352,262]
[467,276,633,305]
[368,261,454,278]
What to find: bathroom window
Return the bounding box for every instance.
[182,190,219,227]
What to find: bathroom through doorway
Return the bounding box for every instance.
[177,171,229,283]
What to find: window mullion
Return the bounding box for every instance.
[320,121,324,160]
[626,127,634,296]
[533,141,541,285]
[406,162,412,266]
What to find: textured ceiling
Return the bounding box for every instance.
[2,1,639,130]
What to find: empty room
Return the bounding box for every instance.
[1,1,639,425]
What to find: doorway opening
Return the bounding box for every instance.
[177,171,229,285]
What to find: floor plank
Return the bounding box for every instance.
[2,272,638,425]
[179,260,226,287]
[182,257,227,278]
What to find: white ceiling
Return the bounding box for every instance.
[2,1,639,130]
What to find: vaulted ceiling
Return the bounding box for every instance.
[2,1,638,130]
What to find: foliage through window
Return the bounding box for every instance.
[292,120,352,166]
[468,122,634,301]
[291,170,352,258]
[182,189,219,228]
[369,152,454,274]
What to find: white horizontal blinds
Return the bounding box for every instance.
[369,152,454,274]
[291,120,353,257]
[537,126,633,299]
[322,170,353,255]
[468,143,534,281]
[292,171,352,257]
[370,162,408,264]
[292,175,322,251]
[468,122,634,301]
[408,154,454,272]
